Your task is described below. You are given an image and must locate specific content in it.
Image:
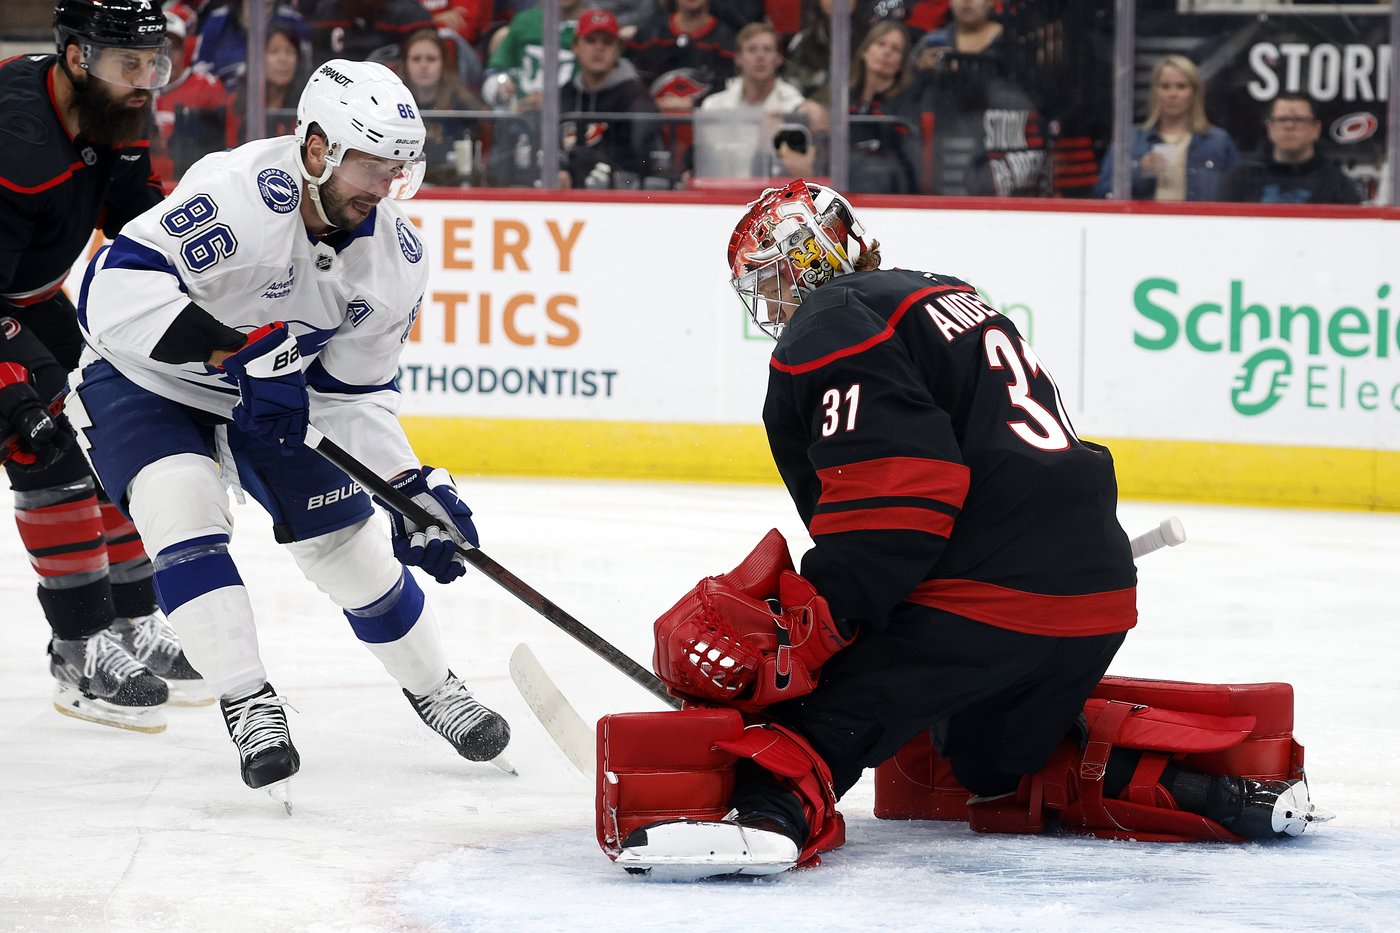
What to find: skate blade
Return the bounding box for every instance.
[265,780,293,815]
[489,752,518,776]
[52,686,167,734]
[164,680,215,707]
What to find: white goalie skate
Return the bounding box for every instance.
[615,816,800,882]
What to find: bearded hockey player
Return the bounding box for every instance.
[0,0,210,732]
[595,180,1331,879]
[70,58,511,807]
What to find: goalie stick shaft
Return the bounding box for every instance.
[303,426,675,706]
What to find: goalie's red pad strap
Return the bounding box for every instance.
[595,709,745,859]
[715,724,845,865]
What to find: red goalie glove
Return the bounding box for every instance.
[653,529,856,712]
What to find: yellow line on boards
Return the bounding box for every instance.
[401,417,1399,512]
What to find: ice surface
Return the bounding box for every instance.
[2,479,1397,932]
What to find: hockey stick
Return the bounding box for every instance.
[302,425,675,707]
[1130,516,1186,559]
[512,516,1190,777]
[509,643,599,775]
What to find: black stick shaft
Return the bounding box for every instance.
[306,429,675,706]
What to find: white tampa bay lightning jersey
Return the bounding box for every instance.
[79,136,429,479]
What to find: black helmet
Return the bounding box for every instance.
[53,0,167,54]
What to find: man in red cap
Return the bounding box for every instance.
[558,9,661,189]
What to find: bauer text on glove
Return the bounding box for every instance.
[379,466,479,584]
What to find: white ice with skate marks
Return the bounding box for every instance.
[2,479,1398,931]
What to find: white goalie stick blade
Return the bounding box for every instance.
[614,819,799,882]
[508,643,595,777]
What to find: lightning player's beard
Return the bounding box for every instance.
[316,172,377,230]
[71,75,152,146]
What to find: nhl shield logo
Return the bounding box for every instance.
[257,168,300,214]
[396,218,423,264]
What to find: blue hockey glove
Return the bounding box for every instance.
[381,466,479,583]
[219,322,308,449]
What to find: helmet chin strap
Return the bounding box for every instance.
[297,153,338,229]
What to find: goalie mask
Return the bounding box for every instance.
[295,59,428,222]
[728,180,869,339]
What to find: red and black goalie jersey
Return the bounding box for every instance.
[0,54,164,310]
[764,268,1136,637]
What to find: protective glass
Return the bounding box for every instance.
[333,154,427,200]
[80,41,173,90]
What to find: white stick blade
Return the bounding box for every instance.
[508,643,596,777]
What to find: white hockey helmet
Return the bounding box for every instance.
[728,179,869,339]
[295,59,428,200]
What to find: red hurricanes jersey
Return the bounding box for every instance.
[764,268,1136,637]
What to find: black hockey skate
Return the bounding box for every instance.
[404,671,513,771]
[48,629,169,733]
[220,683,300,812]
[112,612,212,707]
[1212,776,1335,838]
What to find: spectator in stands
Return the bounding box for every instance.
[153,11,235,181]
[700,22,803,115]
[628,0,736,112]
[692,22,806,180]
[307,0,435,67]
[1093,54,1239,202]
[911,0,1002,72]
[227,23,311,144]
[557,9,661,189]
[400,29,487,186]
[784,19,921,195]
[911,16,1047,197]
[1217,93,1362,205]
[484,0,585,112]
[192,0,306,89]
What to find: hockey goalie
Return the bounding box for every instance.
[594,181,1331,880]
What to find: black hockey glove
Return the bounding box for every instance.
[0,363,73,471]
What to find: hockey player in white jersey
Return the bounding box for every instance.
[68,59,511,807]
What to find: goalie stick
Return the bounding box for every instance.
[302,425,675,706]
[510,517,1188,777]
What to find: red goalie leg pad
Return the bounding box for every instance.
[1092,676,1304,781]
[874,677,1305,840]
[873,729,973,822]
[715,724,846,866]
[595,709,746,859]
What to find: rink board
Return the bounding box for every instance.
[389,194,1397,511]
[67,194,1400,509]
